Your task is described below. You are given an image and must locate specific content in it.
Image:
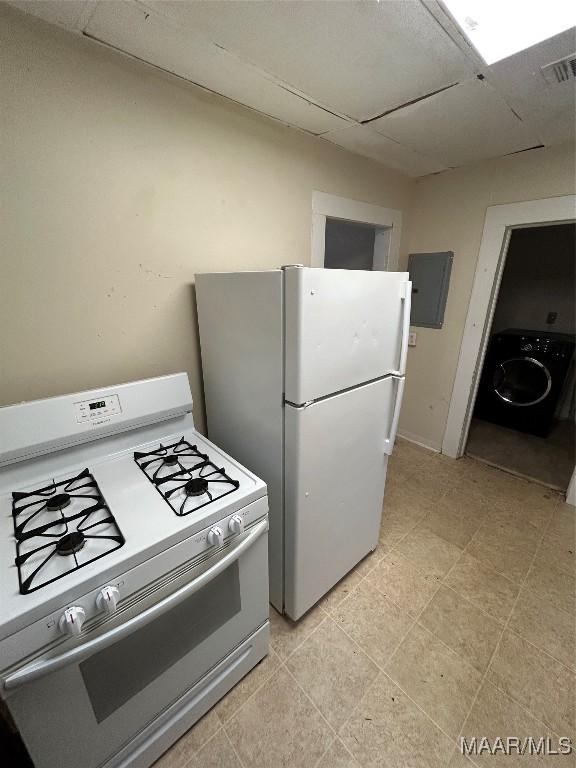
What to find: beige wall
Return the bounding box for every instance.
[399,143,576,451]
[0,6,414,430]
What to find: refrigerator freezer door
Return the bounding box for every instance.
[284,267,411,404]
[283,377,396,620]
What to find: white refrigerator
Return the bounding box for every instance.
[196,266,411,620]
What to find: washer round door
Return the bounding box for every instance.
[492,356,552,406]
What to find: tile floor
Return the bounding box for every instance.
[155,439,575,768]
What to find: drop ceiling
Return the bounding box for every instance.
[7,0,576,177]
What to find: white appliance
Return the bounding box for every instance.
[196,266,411,619]
[0,373,269,768]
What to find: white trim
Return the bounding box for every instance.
[567,468,576,507]
[311,191,402,271]
[442,195,576,461]
[397,430,441,453]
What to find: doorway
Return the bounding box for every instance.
[310,191,402,271]
[465,223,575,491]
[324,218,381,270]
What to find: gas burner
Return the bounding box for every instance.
[46,493,71,512]
[184,478,209,497]
[56,531,86,556]
[11,469,125,595]
[134,438,240,516]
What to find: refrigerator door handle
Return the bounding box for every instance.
[384,375,405,455]
[391,281,412,377]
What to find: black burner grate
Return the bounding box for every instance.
[12,469,125,595]
[134,438,240,516]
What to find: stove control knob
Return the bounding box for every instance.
[59,606,86,637]
[207,526,224,547]
[96,585,120,615]
[228,515,244,535]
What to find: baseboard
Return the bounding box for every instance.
[397,430,441,453]
[567,472,575,507]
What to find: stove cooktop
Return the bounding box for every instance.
[12,469,125,595]
[134,438,241,516]
[1,424,266,642]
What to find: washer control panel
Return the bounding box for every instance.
[74,394,122,423]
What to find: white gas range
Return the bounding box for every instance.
[0,373,269,768]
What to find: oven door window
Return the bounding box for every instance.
[80,563,240,723]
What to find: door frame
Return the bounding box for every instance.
[442,195,576,466]
[311,191,402,270]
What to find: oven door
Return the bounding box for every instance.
[3,519,268,768]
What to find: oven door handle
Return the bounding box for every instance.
[2,518,268,692]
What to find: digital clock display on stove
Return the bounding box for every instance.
[89,400,106,410]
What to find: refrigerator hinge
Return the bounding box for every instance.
[285,399,314,409]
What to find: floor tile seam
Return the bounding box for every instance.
[292,609,382,683]
[437,541,469,584]
[281,655,343,742]
[453,511,490,559]
[521,515,576,620]
[441,547,523,591]
[508,566,576,621]
[456,508,554,750]
[382,509,428,549]
[216,655,290,728]
[323,605,431,739]
[283,609,331,661]
[323,563,373,615]
[378,668,465,750]
[186,722,224,763]
[408,509,484,551]
[504,623,576,675]
[382,616,489,750]
[436,581,509,628]
[405,618,492,680]
[338,503,491,763]
[386,531,466,581]
[481,667,575,739]
[457,518,543,588]
[332,558,447,714]
[272,604,330,664]
[311,737,334,768]
[522,572,576,617]
[364,566,443,621]
[221,725,249,768]
[332,666,383,739]
[312,735,360,768]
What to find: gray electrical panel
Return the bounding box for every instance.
[407,251,453,328]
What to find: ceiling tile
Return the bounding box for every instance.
[322,124,447,177]
[486,28,576,146]
[370,77,541,167]
[7,0,91,30]
[84,1,350,135]
[144,0,476,121]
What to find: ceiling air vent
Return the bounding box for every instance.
[540,53,576,85]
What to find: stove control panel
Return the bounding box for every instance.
[207,526,224,547]
[96,585,120,615]
[228,515,245,535]
[58,606,86,637]
[74,394,122,424]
